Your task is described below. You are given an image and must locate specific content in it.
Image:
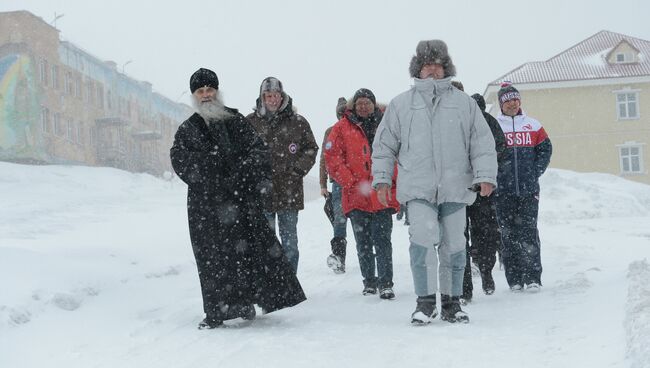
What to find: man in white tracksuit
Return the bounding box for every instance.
[372,40,497,324]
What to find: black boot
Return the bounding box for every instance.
[411,294,438,325]
[198,316,223,329]
[327,237,347,274]
[481,271,495,295]
[440,294,469,324]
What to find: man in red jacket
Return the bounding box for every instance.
[324,88,400,299]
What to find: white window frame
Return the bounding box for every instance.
[41,107,50,133]
[66,118,74,141]
[615,52,635,64]
[53,113,63,136]
[617,142,645,175]
[613,89,640,120]
[76,123,83,145]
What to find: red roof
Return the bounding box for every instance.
[489,30,650,86]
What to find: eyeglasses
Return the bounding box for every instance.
[355,101,373,107]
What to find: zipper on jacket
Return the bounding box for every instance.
[512,116,520,196]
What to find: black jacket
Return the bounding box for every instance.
[247,97,318,212]
[170,109,306,320]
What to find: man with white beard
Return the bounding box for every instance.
[170,68,306,330]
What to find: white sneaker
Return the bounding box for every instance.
[526,283,541,293]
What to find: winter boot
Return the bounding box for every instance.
[459,293,472,306]
[440,294,469,324]
[510,284,523,293]
[362,286,377,295]
[240,304,256,320]
[525,282,541,293]
[379,287,395,300]
[411,294,438,325]
[327,237,347,274]
[198,317,223,330]
[326,254,345,274]
[481,271,495,295]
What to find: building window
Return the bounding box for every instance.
[86,81,94,104]
[54,113,63,136]
[77,123,84,145]
[616,92,639,120]
[41,107,50,133]
[619,143,644,174]
[75,75,82,99]
[51,65,59,89]
[67,118,74,141]
[39,59,48,86]
[96,85,105,109]
[615,52,635,63]
[65,72,73,95]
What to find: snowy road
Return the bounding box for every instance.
[0,163,648,368]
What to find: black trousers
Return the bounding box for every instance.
[494,193,543,287]
[463,195,502,296]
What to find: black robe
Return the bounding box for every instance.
[170,109,306,321]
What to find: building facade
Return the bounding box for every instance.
[0,10,191,176]
[484,30,650,185]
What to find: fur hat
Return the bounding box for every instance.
[471,93,487,111]
[497,82,521,107]
[336,97,347,119]
[409,40,456,78]
[190,68,219,93]
[260,77,284,94]
[352,88,376,105]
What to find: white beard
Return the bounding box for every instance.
[193,92,233,122]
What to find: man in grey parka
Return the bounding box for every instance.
[372,40,497,325]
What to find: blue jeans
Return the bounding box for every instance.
[266,210,299,273]
[331,181,347,239]
[347,209,394,289]
[407,201,467,297]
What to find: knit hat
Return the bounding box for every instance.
[409,40,457,78]
[497,82,520,107]
[352,88,376,105]
[471,93,487,111]
[190,68,219,93]
[336,97,347,119]
[260,77,284,94]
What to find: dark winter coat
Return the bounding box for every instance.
[324,109,400,215]
[170,110,306,321]
[247,97,318,212]
[496,111,552,196]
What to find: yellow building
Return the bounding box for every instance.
[484,30,650,185]
[0,10,191,175]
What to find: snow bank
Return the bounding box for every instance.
[625,259,650,368]
[540,169,650,222]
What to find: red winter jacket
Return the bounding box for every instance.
[324,114,399,215]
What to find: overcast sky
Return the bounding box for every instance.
[2,0,649,164]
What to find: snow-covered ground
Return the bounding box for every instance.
[0,162,648,368]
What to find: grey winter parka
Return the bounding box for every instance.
[371,77,497,205]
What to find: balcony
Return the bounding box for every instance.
[95,117,130,127]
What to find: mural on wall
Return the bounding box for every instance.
[0,53,45,160]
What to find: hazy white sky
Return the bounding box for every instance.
[2,0,649,150]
